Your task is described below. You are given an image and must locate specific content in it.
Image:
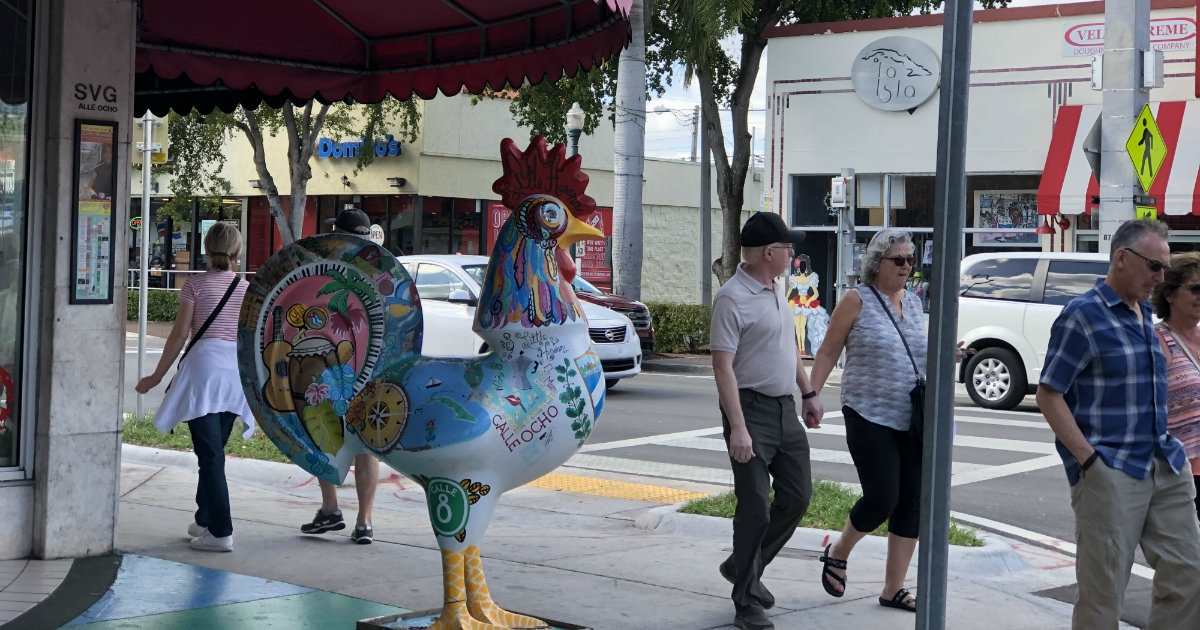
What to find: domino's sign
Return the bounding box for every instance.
[316,134,403,159]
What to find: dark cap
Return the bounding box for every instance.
[740,212,805,248]
[326,208,371,235]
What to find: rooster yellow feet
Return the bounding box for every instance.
[464,546,548,629]
[428,548,548,630]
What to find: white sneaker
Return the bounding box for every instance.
[187,522,208,538]
[190,531,233,552]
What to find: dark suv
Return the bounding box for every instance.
[957,252,1109,410]
[572,277,654,353]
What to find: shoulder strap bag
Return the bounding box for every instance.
[166,276,241,392]
[867,285,926,436]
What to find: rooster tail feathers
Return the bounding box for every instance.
[239,234,422,486]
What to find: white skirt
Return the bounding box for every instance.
[153,338,256,439]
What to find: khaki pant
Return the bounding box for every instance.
[1071,455,1200,630]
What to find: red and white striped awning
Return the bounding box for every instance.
[1037,102,1200,216]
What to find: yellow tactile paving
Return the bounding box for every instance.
[528,472,712,504]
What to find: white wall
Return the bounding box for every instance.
[765,4,1197,216]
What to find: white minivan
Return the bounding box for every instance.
[957,252,1109,410]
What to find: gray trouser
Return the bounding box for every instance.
[1070,455,1200,630]
[721,388,812,610]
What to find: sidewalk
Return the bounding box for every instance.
[4,438,1108,630]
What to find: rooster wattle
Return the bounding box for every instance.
[238,136,606,630]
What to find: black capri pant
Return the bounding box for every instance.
[843,405,922,539]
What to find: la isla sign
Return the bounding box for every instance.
[1062,17,1195,57]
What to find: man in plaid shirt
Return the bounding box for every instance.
[1038,219,1200,630]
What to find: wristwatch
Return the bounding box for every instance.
[801,390,818,400]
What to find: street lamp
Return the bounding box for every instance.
[565,102,585,157]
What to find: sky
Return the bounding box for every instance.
[641,0,1092,161]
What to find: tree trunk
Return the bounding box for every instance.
[611,0,646,299]
[235,102,330,249]
[697,24,767,287]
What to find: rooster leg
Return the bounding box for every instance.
[464,545,549,629]
[428,549,509,630]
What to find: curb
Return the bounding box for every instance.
[637,505,1029,578]
[641,360,712,375]
[121,444,401,489]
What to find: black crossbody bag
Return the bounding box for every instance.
[166,276,241,393]
[867,285,926,436]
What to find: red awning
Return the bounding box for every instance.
[1037,102,1200,216]
[135,0,631,116]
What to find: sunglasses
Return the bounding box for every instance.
[1123,247,1170,273]
[883,255,916,267]
[1180,283,1200,296]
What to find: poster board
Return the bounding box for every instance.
[973,190,1039,247]
[70,120,117,304]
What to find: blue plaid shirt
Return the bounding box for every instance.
[1040,279,1186,486]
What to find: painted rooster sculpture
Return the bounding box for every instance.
[237,137,606,630]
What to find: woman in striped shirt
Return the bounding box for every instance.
[1152,251,1200,521]
[135,222,254,552]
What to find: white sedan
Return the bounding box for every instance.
[397,255,641,389]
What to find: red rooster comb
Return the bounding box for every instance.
[492,137,596,217]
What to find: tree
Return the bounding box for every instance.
[160,99,420,246]
[229,98,420,245]
[151,111,233,226]
[505,0,1008,289]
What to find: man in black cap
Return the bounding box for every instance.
[709,211,824,630]
[326,207,372,236]
[301,205,379,544]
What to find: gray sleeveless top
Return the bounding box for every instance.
[841,284,928,430]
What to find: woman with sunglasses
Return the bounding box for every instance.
[1151,251,1200,521]
[808,228,926,613]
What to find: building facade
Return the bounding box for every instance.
[765,0,1199,305]
[127,95,759,304]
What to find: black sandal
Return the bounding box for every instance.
[818,543,847,598]
[879,588,916,612]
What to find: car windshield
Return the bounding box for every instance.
[572,277,603,294]
[461,264,488,288]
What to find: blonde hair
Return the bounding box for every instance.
[204,222,242,271]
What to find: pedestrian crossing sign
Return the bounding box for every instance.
[1125,104,1168,193]
[1136,206,1158,220]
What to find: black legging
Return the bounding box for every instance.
[1194,476,1200,523]
[843,405,922,539]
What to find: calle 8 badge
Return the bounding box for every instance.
[426,477,470,537]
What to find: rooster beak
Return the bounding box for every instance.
[558,214,604,248]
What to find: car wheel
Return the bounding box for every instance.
[605,378,619,390]
[966,347,1027,410]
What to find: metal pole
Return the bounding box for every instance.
[918,1,973,628]
[838,168,856,301]
[1098,0,1148,251]
[136,112,153,421]
[568,127,583,260]
[699,108,712,306]
[690,105,699,162]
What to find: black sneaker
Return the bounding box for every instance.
[720,557,775,610]
[734,604,773,630]
[300,508,345,534]
[351,523,373,544]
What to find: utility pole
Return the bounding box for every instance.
[1098,0,1149,251]
[699,107,712,306]
[690,105,700,163]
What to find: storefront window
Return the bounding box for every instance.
[0,0,32,467]
[421,197,482,255]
